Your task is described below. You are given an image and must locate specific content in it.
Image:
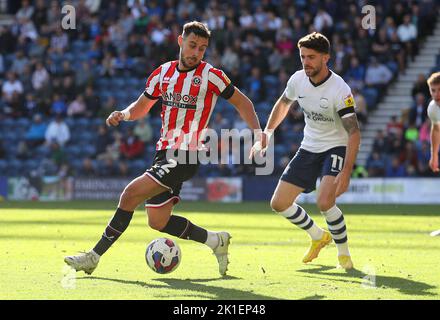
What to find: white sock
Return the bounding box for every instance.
[321,205,350,256]
[204,231,220,250]
[279,203,324,240]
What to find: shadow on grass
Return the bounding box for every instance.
[78,275,282,300]
[296,264,437,297]
[2,201,440,216]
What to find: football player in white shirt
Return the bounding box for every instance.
[426,72,440,237]
[252,32,361,269]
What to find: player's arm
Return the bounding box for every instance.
[335,113,361,196]
[264,93,294,132]
[429,122,440,172]
[227,86,261,131]
[106,93,157,126]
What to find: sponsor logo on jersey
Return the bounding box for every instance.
[344,95,355,108]
[303,109,334,122]
[162,92,198,109]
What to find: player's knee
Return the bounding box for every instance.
[270,197,291,213]
[317,198,334,212]
[148,218,168,231]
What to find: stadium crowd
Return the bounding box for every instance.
[0,0,438,178]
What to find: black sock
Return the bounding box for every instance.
[93,208,134,256]
[160,215,208,243]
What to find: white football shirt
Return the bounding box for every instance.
[427,100,440,123]
[283,69,356,153]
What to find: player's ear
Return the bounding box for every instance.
[178,35,183,48]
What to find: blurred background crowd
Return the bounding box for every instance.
[0,0,438,178]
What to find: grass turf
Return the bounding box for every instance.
[0,201,439,300]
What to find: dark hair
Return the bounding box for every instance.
[298,32,330,54]
[182,21,211,39]
[427,72,440,87]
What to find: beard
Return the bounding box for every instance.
[304,65,321,78]
[180,52,199,69]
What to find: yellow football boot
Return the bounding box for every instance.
[302,230,332,263]
[337,255,354,270]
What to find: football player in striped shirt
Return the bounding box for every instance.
[252,32,361,269]
[65,21,262,276]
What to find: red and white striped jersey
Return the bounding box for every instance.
[144,60,234,151]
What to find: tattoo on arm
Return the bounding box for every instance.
[341,114,360,135]
[280,93,293,107]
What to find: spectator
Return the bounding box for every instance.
[32,61,50,92]
[408,93,427,128]
[83,85,100,118]
[133,117,153,144]
[245,67,265,103]
[365,57,393,95]
[344,56,365,90]
[404,124,419,142]
[411,74,430,100]
[25,114,47,148]
[10,50,30,75]
[385,156,407,177]
[120,128,144,160]
[372,130,389,154]
[16,0,34,20]
[2,72,24,103]
[397,14,418,59]
[45,115,70,147]
[78,157,97,176]
[95,125,113,156]
[366,151,387,177]
[387,115,404,139]
[419,118,431,144]
[67,95,87,117]
[50,94,67,116]
[352,88,368,125]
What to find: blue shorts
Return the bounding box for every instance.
[280,146,346,193]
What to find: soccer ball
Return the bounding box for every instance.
[145,238,181,274]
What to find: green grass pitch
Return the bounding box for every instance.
[1,201,439,300]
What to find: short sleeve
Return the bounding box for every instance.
[144,66,162,100]
[428,102,440,123]
[208,68,233,97]
[283,74,297,101]
[336,82,356,118]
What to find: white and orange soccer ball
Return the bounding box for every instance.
[145,238,181,274]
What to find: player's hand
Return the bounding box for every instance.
[249,130,269,159]
[106,111,124,127]
[334,170,350,197]
[429,156,439,172]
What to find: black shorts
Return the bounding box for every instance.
[280,146,346,193]
[145,150,199,208]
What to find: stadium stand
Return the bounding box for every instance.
[0,0,438,178]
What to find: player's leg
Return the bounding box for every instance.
[318,147,353,269]
[146,193,231,276]
[64,174,167,274]
[271,179,331,264]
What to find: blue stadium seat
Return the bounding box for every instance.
[6,159,23,176]
[81,145,97,157]
[129,159,146,176]
[64,145,82,158]
[0,159,7,174]
[362,88,378,110]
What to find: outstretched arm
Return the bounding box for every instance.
[106,93,157,126]
[264,93,294,132]
[227,86,261,131]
